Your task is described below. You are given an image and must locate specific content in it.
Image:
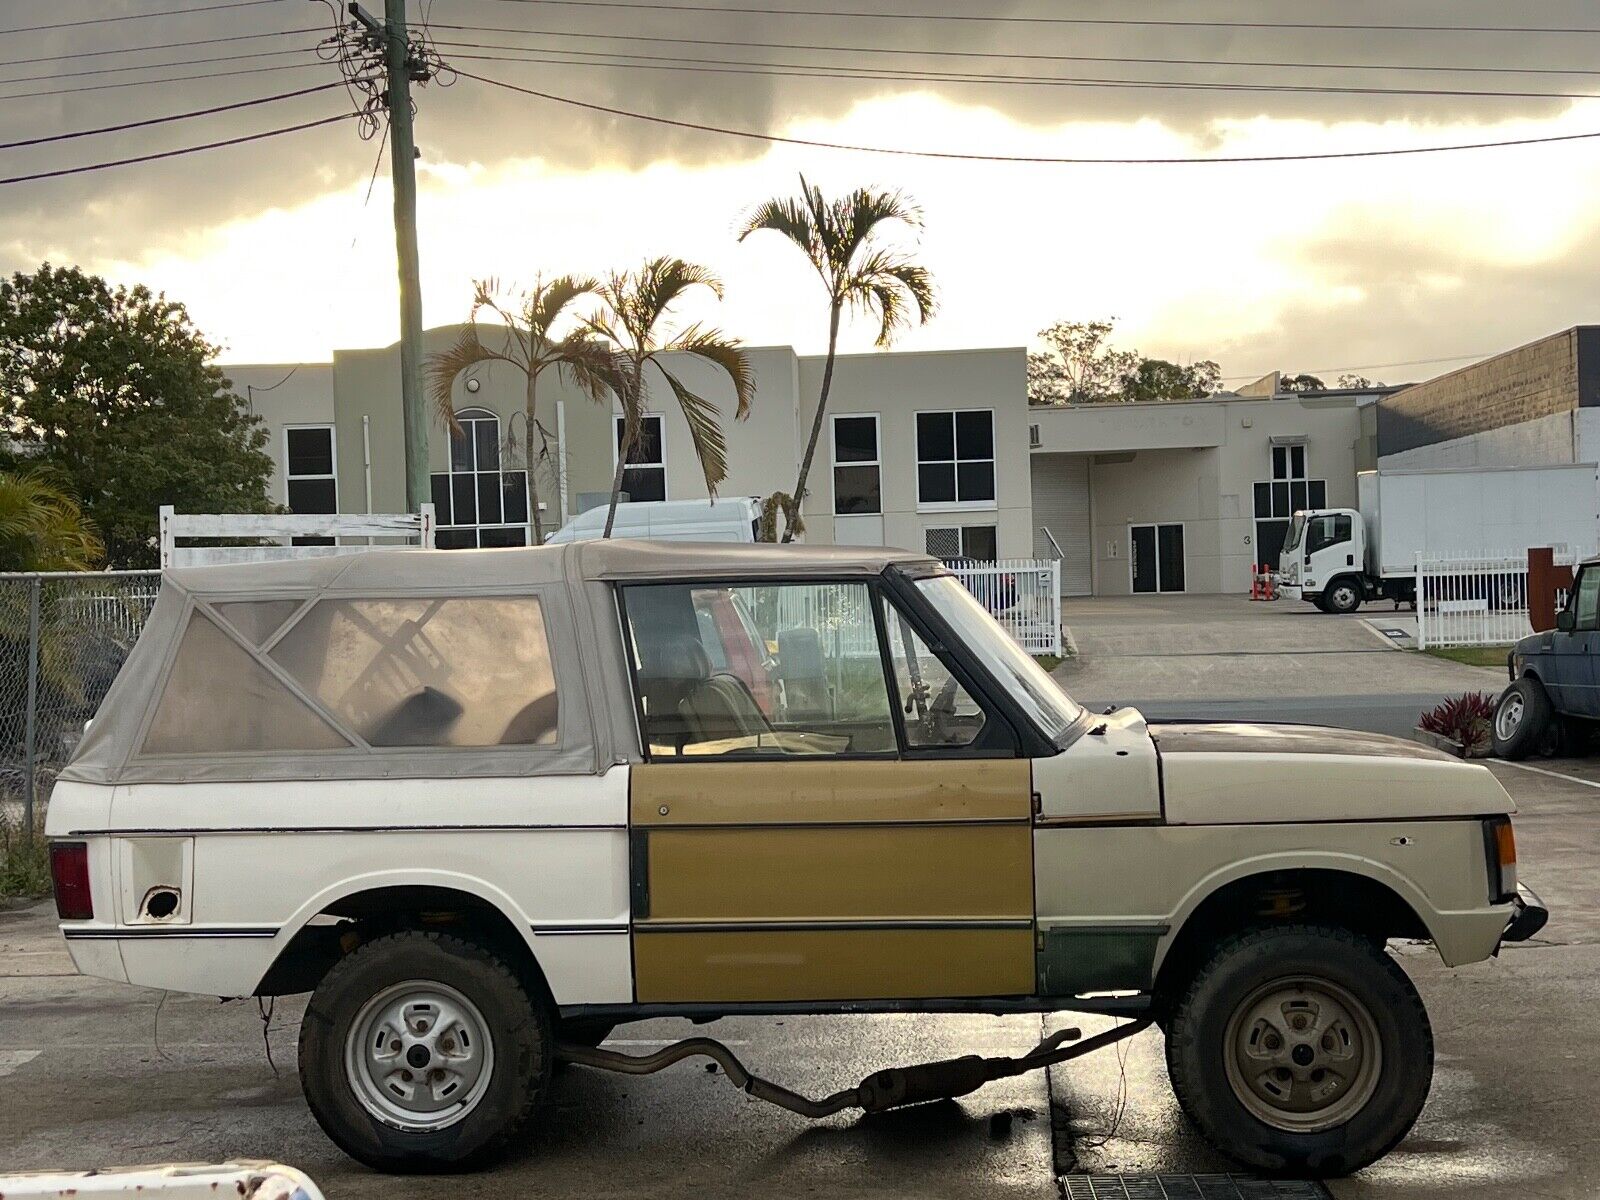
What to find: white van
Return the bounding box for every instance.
[546,498,760,545]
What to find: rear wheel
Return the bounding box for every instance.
[1492,678,1553,760]
[299,930,551,1173]
[1165,924,1432,1176]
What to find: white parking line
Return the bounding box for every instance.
[0,1050,41,1077]
[1497,760,1600,790]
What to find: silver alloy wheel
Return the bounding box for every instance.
[345,980,495,1133]
[1495,691,1525,741]
[1222,977,1383,1134]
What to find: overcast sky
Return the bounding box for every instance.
[5,0,1600,384]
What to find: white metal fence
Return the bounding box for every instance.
[948,558,1064,656]
[1414,551,1581,649]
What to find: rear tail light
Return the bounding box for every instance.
[49,841,94,920]
[1483,817,1517,904]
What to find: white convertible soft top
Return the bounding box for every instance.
[61,540,935,786]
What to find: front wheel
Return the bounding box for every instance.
[299,930,551,1172]
[1165,925,1433,1176]
[1492,678,1553,760]
[1322,578,1363,614]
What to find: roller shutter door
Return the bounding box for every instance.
[1031,454,1093,596]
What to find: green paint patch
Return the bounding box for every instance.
[1037,926,1163,997]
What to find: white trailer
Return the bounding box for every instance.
[1278,463,1599,613]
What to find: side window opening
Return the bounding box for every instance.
[883,603,986,750]
[625,581,895,758]
[269,596,559,747]
[142,611,351,755]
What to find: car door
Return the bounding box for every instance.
[1555,567,1600,716]
[621,578,1035,1005]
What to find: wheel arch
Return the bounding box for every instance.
[253,871,551,1002]
[1152,858,1434,1011]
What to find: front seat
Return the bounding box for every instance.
[676,642,773,748]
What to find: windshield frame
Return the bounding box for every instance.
[899,570,1090,751]
[1284,512,1308,555]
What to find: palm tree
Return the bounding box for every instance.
[587,257,755,538]
[739,175,936,541]
[0,470,101,571]
[425,276,614,544]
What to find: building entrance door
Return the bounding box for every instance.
[1131,524,1185,593]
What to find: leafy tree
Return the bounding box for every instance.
[0,469,101,571]
[1118,358,1222,402]
[1336,373,1380,389]
[587,258,754,538]
[426,276,613,544]
[739,175,935,541]
[1280,373,1326,392]
[0,264,273,567]
[1027,319,1140,405]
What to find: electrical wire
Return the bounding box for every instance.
[428,22,1600,81]
[438,43,1600,101]
[458,68,1600,163]
[0,81,347,151]
[0,27,322,70]
[0,45,323,88]
[0,111,356,187]
[460,0,1600,36]
[1,1,291,37]
[0,61,331,103]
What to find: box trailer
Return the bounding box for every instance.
[1278,463,1599,613]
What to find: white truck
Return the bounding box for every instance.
[1278,464,1599,613]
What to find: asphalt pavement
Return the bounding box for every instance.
[3,593,1595,1199]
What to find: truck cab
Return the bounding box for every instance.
[1278,508,1368,613]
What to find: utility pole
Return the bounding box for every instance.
[350,0,429,511]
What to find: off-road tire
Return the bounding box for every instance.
[1165,924,1433,1176]
[299,930,551,1173]
[1322,578,1363,614]
[1492,678,1554,761]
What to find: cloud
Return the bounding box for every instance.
[3,0,1600,273]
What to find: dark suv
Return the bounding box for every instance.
[1493,557,1600,758]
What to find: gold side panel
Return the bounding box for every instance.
[643,825,1033,920]
[633,928,1036,1003]
[629,759,1032,826]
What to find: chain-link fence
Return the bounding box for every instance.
[1,571,160,828]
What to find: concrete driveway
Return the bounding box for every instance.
[1056,593,1506,735]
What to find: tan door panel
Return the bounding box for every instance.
[631,758,1031,826]
[631,759,1035,1004]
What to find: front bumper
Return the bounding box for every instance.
[1280,584,1305,600]
[1501,883,1550,943]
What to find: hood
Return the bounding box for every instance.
[1151,721,1456,762]
[1150,720,1514,825]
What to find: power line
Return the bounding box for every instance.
[0,81,347,151]
[0,1,291,37]
[430,22,1600,80]
[0,44,322,88]
[0,61,331,103]
[463,0,1600,36]
[0,111,355,187]
[1217,352,1493,383]
[458,67,1600,163]
[0,26,322,69]
[443,48,1600,101]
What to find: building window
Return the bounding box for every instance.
[832,414,881,515]
[1252,443,1326,569]
[615,414,666,503]
[917,410,995,508]
[285,425,337,547]
[925,525,997,562]
[429,408,530,549]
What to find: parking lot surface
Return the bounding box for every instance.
[4,596,1596,1198]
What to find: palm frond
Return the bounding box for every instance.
[555,335,626,407]
[670,325,755,421]
[0,470,101,571]
[423,329,517,433]
[635,256,724,337]
[529,273,601,341]
[842,250,938,346]
[654,363,729,496]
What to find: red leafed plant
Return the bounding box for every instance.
[1418,692,1498,753]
